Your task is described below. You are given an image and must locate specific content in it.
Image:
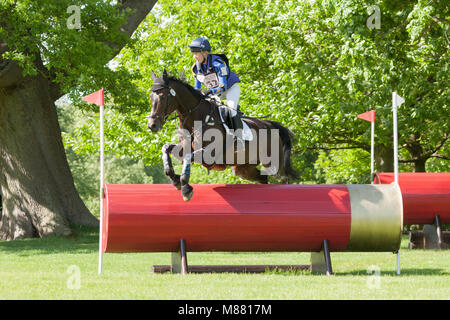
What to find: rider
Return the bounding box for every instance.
[188,37,245,140]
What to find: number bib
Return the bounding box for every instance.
[197,72,220,89]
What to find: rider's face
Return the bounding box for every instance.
[193,51,208,64]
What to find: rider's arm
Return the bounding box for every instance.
[210,59,228,95]
[194,77,202,90]
[192,63,202,91]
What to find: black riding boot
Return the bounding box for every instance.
[231,112,244,139]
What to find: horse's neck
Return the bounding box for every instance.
[174,83,202,130]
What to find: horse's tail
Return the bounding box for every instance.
[265,120,300,181]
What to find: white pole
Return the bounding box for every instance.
[370,120,375,184]
[392,92,401,275]
[98,102,105,275]
[392,92,401,184]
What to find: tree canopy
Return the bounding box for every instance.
[65,0,449,177]
[0,0,156,239]
[1,0,448,239]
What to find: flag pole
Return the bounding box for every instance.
[98,93,105,275]
[393,93,399,185]
[357,110,375,183]
[370,119,375,184]
[392,91,404,276]
[82,89,105,275]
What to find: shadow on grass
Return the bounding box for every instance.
[336,268,449,276]
[232,268,449,277]
[0,225,98,256]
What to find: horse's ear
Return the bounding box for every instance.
[162,69,168,82]
[151,70,157,81]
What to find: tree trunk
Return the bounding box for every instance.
[413,159,426,172]
[405,134,427,172]
[375,144,394,173]
[0,76,98,240]
[0,0,156,240]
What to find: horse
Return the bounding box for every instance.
[148,69,299,201]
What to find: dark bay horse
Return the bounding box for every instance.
[148,70,298,201]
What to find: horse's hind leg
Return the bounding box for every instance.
[162,143,181,190]
[233,164,268,184]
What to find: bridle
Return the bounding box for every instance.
[150,80,204,127]
[150,84,174,123]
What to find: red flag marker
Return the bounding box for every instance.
[357,110,376,185]
[82,89,104,106]
[81,88,105,274]
[357,110,375,123]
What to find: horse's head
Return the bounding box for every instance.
[148,69,177,132]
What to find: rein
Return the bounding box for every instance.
[151,82,204,125]
[150,79,271,138]
[179,98,204,129]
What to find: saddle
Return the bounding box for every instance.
[205,96,253,141]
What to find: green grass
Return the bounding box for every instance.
[0,226,448,300]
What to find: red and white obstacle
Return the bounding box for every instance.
[100,172,449,274]
[87,88,447,275]
[375,172,450,249]
[101,183,403,275]
[374,172,450,225]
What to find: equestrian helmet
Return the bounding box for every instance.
[189,37,211,52]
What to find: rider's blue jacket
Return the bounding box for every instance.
[192,54,240,95]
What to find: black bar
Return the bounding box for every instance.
[153,265,310,273]
[170,238,188,274]
[180,238,188,274]
[323,239,333,276]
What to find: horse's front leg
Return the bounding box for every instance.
[180,148,204,201]
[162,143,181,190]
[180,152,193,201]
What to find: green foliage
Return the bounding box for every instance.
[315,149,372,184]
[0,0,136,96]
[426,154,450,172]
[113,0,448,178]
[45,0,448,185]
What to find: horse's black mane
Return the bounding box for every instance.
[167,75,204,100]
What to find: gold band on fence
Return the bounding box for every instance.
[346,184,403,252]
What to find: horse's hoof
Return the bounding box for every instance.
[182,191,193,201]
[174,182,181,190]
[181,184,193,201]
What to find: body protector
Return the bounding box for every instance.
[192,54,240,95]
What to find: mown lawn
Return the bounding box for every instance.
[0,226,448,300]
